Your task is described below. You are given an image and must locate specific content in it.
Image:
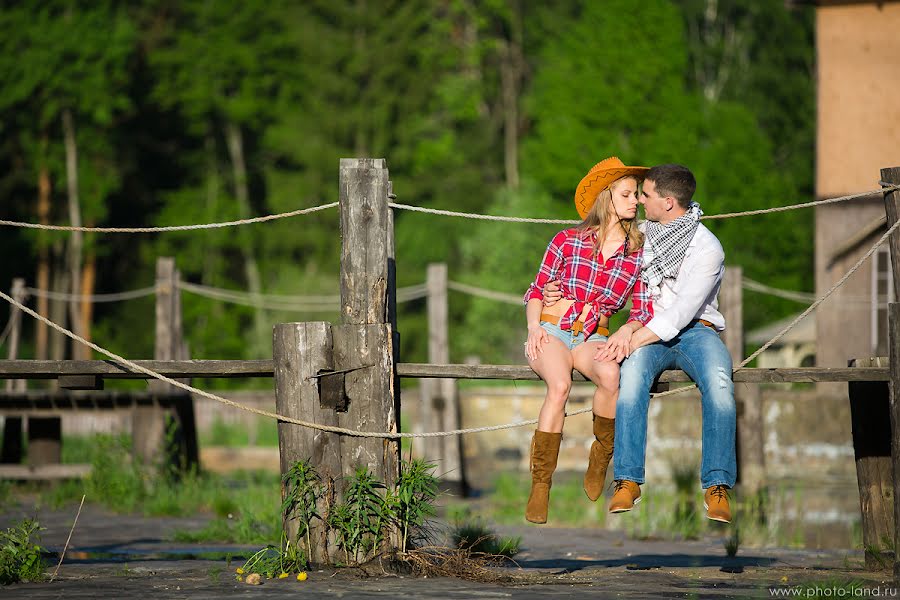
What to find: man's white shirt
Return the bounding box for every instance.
[642,222,726,342]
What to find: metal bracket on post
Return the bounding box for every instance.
[317,370,348,412]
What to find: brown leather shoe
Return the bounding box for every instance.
[704,485,732,523]
[525,430,562,524]
[608,480,641,513]
[584,415,614,502]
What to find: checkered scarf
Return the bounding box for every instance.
[641,202,702,291]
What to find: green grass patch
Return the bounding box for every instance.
[200,418,278,447]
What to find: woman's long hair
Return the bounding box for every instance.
[576,175,643,257]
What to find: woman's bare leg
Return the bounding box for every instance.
[572,342,620,418]
[528,336,574,432]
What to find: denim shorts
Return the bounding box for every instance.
[540,320,608,351]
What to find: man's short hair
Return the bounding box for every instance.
[646,164,696,209]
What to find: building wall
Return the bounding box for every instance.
[815,2,900,368]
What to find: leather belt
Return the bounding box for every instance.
[694,318,716,330]
[540,313,610,337]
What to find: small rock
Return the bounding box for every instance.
[246,573,262,585]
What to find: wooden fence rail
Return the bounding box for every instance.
[0,360,888,383]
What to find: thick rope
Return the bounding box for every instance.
[0,202,339,233]
[389,186,898,224]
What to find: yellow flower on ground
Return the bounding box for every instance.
[236,568,244,574]
[297,572,308,581]
[278,573,289,579]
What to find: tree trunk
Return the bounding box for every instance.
[223,120,267,355]
[80,248,96,348]
[499,5,523,190]
[35,159,51,360]
[49,249,69,363]
[62,108,86,359]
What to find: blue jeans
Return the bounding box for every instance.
[613,321,736,489]
[539,321,608,350]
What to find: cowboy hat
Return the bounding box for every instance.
[574,156,649,219]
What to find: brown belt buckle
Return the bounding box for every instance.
[572,321,584,336]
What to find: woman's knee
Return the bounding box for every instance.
[545,379,572,403]
[593,361,620,389]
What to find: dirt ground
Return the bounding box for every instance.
[1,503,895,599]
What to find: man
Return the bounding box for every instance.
[544,164,736,523]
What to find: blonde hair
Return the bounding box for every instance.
[576,175,643,257]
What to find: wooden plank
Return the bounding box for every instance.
[882,167,900,301]
[0,360,891,384]
[396,363,891,383]
[0,359,276,378]
[849,356,894,570]
[891,303,900,580]
[274,321,342,565]
[0,463,91,480]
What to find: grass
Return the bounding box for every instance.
[8,433,284,546]
[200,418,278,447]
[449,515,520,557]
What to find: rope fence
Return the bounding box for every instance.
[0,202,338,233]
[1,213,897,437]
[2,186,896,234]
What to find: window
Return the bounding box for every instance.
[872,246,895,355]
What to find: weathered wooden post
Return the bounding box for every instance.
[133,257,197,472]
[890,305,900,578]
[275,159,399,565]
[721,266,764,494]
[882,166,900,577]
[849,355,893,569]
[1,279,26,464]
[419,263,466,494]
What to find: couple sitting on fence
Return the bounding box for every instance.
[523,158,735,525]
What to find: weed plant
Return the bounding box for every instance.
[0,519,46,585]
[451,519,520,557]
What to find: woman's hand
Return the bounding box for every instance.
[594,327,633,363]
[542,280,562,307]
[525,324,549,361]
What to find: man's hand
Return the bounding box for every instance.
[542,279,562,307]
[595,326,633,363]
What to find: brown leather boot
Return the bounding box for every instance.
[609,480,641,513]
[704,485,732,523]
[584,415,614,501]
[525,430,562,524]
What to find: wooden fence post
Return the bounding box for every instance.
[721,266,764,494]
[890,304,900,578]
[276,158,399,565]
[883,167,900,578]
[420,263,466,494]
[133,257,197,472]
[849,356,893,570]
[1,279,26,463]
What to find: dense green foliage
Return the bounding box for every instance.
[0,1,814,368]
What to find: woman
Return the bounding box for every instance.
[522,157,654,524]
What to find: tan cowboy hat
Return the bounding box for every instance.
[574,156,649,218]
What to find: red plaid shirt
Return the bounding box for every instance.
[524,228,653,335]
